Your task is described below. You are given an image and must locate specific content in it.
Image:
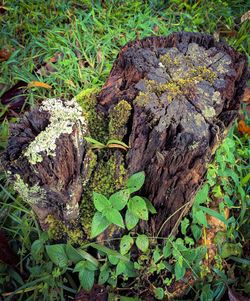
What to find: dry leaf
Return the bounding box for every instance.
[107,143,128,151]
[0,48,11,62]
[241,10,250,23]
[153,25,159,33]
[27,81,52,89]
[97,49,102,64]
[238,120,250,136]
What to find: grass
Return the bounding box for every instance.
[0,0,249,300]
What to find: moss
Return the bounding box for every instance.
[75,88,108,142]
[80,153,127,235]
[46,214,84,245]
[24,98,87,165]
[109,100,132,139]
[13,174,46,205]
[82,149,98,187]
[75,90,130,236]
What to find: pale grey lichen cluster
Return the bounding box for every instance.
[24,98,88,165]
[13,174,47,205]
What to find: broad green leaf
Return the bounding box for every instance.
[116,261,136,277]
[73,260,86,272]
[184,236,194,246]
[79,268,95,291]
[163,240,172,258]
[120,235,134,255]
[90,212,110,238]
[105,208,124,228]
[174,261,186,281]
[125,210,139,230]
[116,261,127,276]
[193,208,208,227]
[135,235,149,253]
[108,255,120,265]
[126,171,145,193]
[181,217,189,235]
[154,287,165,300]
[98,266,110,285]
[31,240,44,258]
[199,206,228,226]
[93,192,111,212]
[153,247,161,263]
[194,184,209,205]
[143,197,157,214]
[65,244,82,264]
[109,190,130,211]
[85,260,99,271]
[45,244,68,268]
[221,243,242,259]
[128,196,148,220]
[191,224,202,241]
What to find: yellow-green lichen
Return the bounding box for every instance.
[13,174,46,204]
[135,55,217,106]
[24,98,87,165]
[190,66,216,84]
[109,100,132,140]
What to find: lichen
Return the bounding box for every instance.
[13,174,46,205]
[24,98,88,164]
[109,100,132,139]
[135,46,219,107]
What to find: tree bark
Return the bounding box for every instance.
[2,32,248,239]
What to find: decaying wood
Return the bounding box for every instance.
[1,32,248,239]
[97,32,248,236]
[2,99,87,229]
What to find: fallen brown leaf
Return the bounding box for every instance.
[0,48,11,62]
[97,49,102,64]
[27,81,52,89]
[243,87,250,103]
[238,120,250,136]
[241,10,250,23]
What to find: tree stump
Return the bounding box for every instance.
[2,32,248,242]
